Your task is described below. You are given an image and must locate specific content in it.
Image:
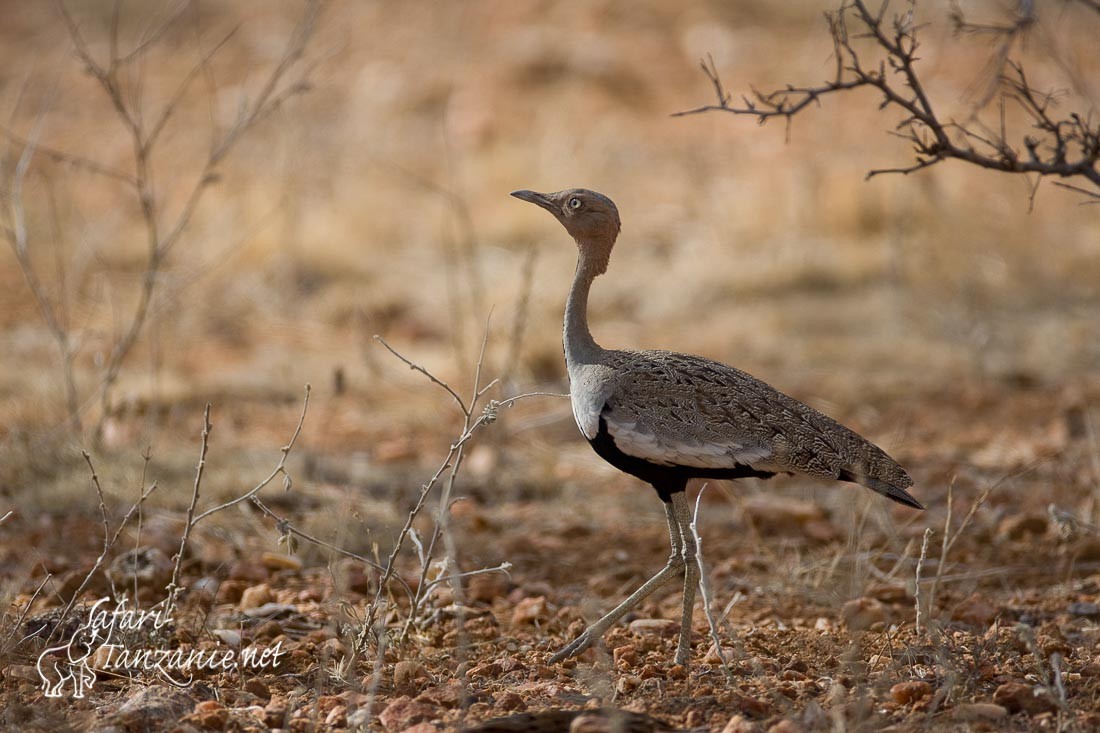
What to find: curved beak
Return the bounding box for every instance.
[510,189,556,213]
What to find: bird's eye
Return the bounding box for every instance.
[568,197,582,210]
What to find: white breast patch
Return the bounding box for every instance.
[603,412,773,469]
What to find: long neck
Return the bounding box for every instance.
[564,258,602,368]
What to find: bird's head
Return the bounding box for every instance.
[510,188,621,275]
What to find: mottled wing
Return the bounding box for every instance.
[602,349,920,508]
[600,352,775,470]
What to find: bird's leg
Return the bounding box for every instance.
[671,491,698,666]
[549,502,685,664]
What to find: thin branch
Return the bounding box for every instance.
[374,335,468,415]
[0,125,137,185]
[191,384,310,524]
[676,0,1100,200]
[166,403,212,613]
[167,385,311,615]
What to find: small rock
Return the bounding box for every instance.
[840,597,887,631]
[191,700,229,730]
[324,705,347,727]
[239,584,275,611]
[318,693,344,715]
[105,685,198,731]
[496,691,526,711]
[952,592,998,627]
[347,708,370,729]
[211,629,241,648]
[467,573,510,603]
[612,644,637,667]
[228,559,269,583]
[721,714,757,733]
[799,701,827,730]
[993,682,1057,715]
[628,618,677,636]
[766,720,803,733]
[417,682,463,708]
[511,596,548,625]
[264,694,289,727]
[1068,601,1100,618]
[952,702,1008,722]
[107,546,173,589]
[261,551,303,573]
[615,675,641,694]
[337,561,374,595]
[743,497,827,535]
[379,696,438,730]
[321,638,347,659]
[192,576,220,598]
[243,602,297,618]
[890,680,932,704]
[252,619,285,639]
[3,665,39,683]
[399,724,439,733]
[216,580,247,604]
[394,660,424,689]
[243,678,270,700]
[730,691,770,718]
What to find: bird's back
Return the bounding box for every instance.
[577,349,919,508]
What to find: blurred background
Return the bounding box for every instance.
[0,0,1097,566]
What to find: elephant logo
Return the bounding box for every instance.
[36,600,113,699]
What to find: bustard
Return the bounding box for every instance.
[511,188,923,666]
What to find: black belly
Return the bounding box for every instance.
[586,411,777,502]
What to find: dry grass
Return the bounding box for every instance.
[2,1,1099,731]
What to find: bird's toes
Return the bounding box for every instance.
[549,632,593,664]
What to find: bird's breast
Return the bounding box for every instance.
[567,363,615,440]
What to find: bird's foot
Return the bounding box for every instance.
[549,630,599,664]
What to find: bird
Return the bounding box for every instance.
[510,187,923,666]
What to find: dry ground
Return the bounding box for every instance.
[2,1,1099,731]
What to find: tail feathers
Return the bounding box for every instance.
[838,469,924,510]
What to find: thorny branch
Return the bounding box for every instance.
[365,328,564,646]
[675,0,1100,201]
[166,385,312,616]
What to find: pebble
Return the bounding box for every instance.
[191,700,228,730]
[952,702,1008,721]
[993,681,1057,715]
[244,677,271,700]
[379,696,438,730]
[951,592,998,627]
[628,618,677,636]
[766,721,803,733]
[1068,601,1100,618]
[394,660,424,689]
[261,551,303,572]
[239,583,275,611]
[511,596,548,625]
[839,597,887,630]
[107,546,172,588]
[890,680,932,704]
[720,716,756,733]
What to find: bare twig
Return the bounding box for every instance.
[374,335,468,415]
[367,326,559,645]
[690,484,735,680]
[166,403,213,614]
[915,527,933,636]
[166,385,311,615]
[4,2,322,442]
[53,456,159,639]
[676,0,1100,200]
